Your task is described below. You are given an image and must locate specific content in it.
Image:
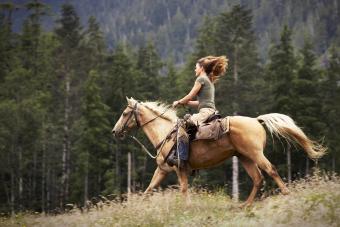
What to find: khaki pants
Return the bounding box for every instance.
[188,108,215,126]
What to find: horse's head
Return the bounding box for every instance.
[112,97,140,139]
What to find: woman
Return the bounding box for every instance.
[167,56,228,168]
[172,55,228,126]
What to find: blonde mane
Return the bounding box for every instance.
[141,101,178,123]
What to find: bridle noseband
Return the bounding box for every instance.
[121,102,139,132]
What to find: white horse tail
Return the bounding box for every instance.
[257,113,326,160]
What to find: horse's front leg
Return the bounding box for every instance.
[175,168,190,204]
[144,167,168,194]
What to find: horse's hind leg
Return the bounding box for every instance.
[144,167,168,194]
[239,155,263,207]
[253,153,290,195]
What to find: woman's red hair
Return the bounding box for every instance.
[198,55,228,83]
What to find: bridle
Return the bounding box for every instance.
[120,102,140,131]
[119,101,173,159]
[121,101,170,132]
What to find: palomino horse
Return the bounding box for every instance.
[112,97,326,206]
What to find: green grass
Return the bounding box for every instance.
[1,173,340,227]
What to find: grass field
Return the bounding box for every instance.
[1,172,339,227]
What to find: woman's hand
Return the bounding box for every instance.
[172,100,180,108]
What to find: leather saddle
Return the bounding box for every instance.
[187,112,230,141]
[204,112,222,123]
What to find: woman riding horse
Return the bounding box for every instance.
[171,56,228,166]
[112,56,326,207]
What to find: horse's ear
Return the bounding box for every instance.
[126,96,130,103]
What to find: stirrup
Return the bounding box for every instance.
[166,150,187,169]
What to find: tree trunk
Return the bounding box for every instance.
[232,156,239,201]
[232,46,239,202]
[287,144,292,184]
[33,149,37,204]
[84,150,89,207]
[18,147,23,211]
[9,144,15,216]
[115,144,121,194]
[141,155,148,189]
[332,155,335,173]
[84,173,88,207]
[46,164,50,212]
[11,168,15,216]
[1,171,10,207]
[132,151,136,192]
[62,72,71,206]
[41,140,46,213]
[127,152,132,196]
[305,157,309,176]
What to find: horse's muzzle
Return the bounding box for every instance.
[112,129,126,140]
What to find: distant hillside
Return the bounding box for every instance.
[2,174,339,226]
[9,0,340,63]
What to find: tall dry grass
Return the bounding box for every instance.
[1,171,340,227]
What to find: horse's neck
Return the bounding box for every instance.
[141,116,175,147]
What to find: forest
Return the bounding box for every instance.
[0,0,339,215]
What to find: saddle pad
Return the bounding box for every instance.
[194,117,230,141]
[220,116,230,133]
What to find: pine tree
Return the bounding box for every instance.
[136,41,163,100]
[82,16,106,72]
[54,3,83,206]
[294,38,325,175]
[104,44,137,194]
[322,47,340,172]
[0,1,42,213]
[160,58,179,103]
[215,5,262,116]
[267,25,297,184]
[73,70,110,205]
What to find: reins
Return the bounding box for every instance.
[129,134,168,159]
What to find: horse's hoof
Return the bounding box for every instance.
[281,188,290,195]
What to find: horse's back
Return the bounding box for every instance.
[229,116,267,154]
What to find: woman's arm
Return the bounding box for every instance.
[187,101,199,107]
[176,82,201,104]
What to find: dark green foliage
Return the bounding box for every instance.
[72,70,111,204]
[136,41,163,100]
[55,4,82,49]
[321,47,340,172]
[294,39,325,137]
[33,0,339,63]
[268,25,297,114]
[265,25,297,182]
